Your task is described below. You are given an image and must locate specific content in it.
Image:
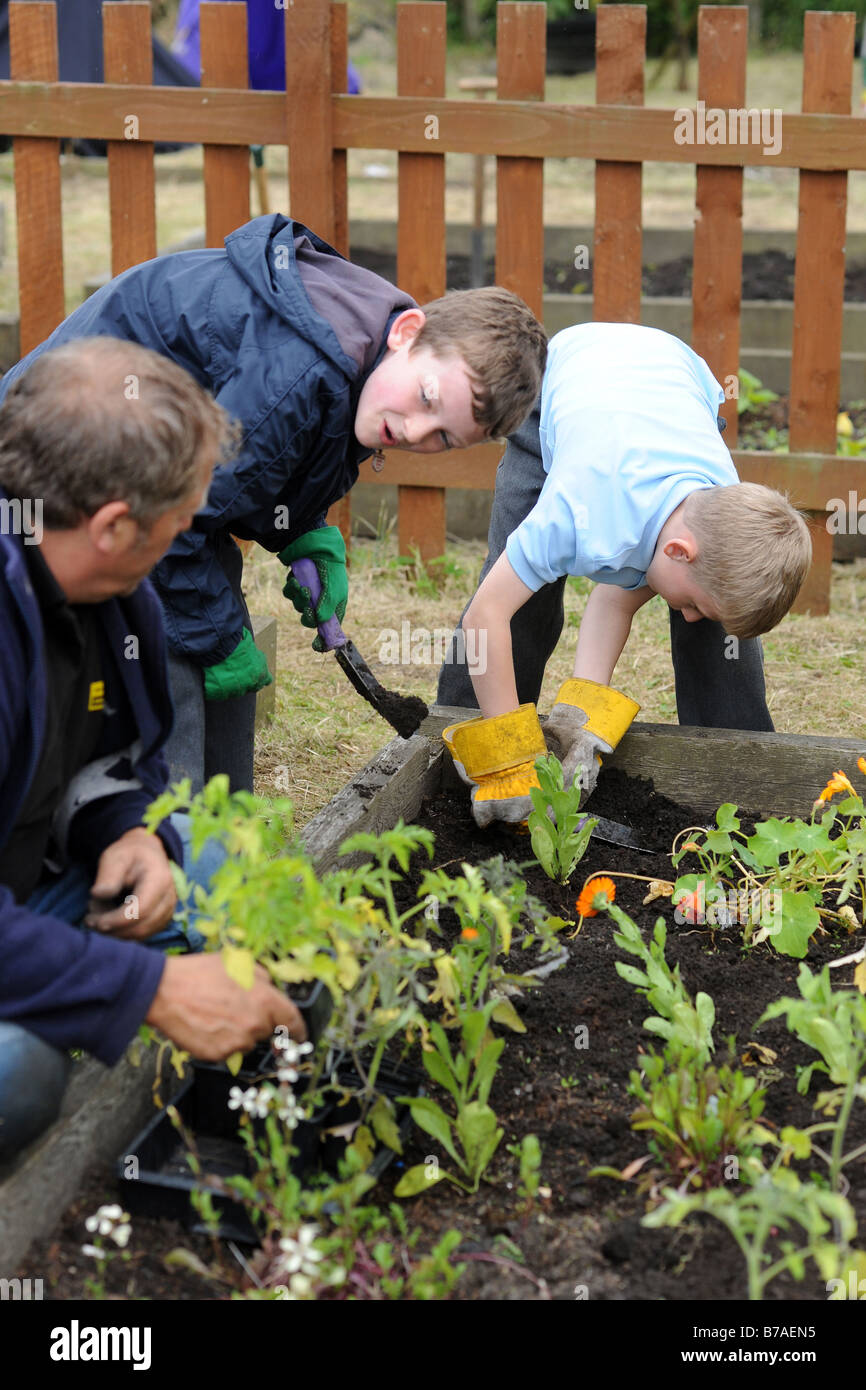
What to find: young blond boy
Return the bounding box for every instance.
[443,323,811,827]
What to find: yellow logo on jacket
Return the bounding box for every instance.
[88,681,105,712]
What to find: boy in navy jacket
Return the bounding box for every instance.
[0,216,547,792]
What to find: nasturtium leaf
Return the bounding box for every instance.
[715,804,740,831]
[767,891,820,958]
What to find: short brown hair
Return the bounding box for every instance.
[685,483,812,638]
[0,337,239,529]
[411,287,547,439]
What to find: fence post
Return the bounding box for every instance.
[593,4,645,324]
[10,2,64,353]
[395,1,447,564]
[496,2,545,320]
[326,2,353,551]
[284,0,334,241]
[104,4,157,278]
[201,2,251,249]
[692,6,747,444]
[789,10,855,616]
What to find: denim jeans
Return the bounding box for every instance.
[162,533,258,795]
[436,403,773,731]
[0,812,225,1160]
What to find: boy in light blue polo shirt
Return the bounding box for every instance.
[442,323,812,828]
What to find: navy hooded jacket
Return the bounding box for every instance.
[0,215,414,666]
[0,520,183,1065]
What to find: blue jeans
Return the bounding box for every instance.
[0,813,225,1160]
[436,402,773,731]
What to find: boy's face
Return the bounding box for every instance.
[354,309,489,455]
[646,527,722,624]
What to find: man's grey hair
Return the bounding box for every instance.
[0,337,240,529]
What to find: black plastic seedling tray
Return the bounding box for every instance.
[118,1051,422,1244]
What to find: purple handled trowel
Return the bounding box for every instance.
[291,558,428,739]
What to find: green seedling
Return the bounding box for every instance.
[528,753,597,885]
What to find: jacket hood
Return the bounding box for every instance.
[224,214,416,382]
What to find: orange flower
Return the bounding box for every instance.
[576,877,616,917]
[461,926,480,941]
[858,756,866,777]
[817,770,856,803]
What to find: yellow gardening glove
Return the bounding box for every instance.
[442,705,547,828]
[542,678,640,804]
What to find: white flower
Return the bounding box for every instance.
[228,1085,272,1118]
[276,1064,300,1084]
[81,1244,102,1259]
[272,1034,314,1063]
[111,1222,132,1249]
[84,1204,130,1239]
[276,1094,305,1128]
[278,1224,324,1276]
[228,1085,256,1113]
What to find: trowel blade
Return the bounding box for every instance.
[587,814,654,855]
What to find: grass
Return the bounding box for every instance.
[249,532,866,827]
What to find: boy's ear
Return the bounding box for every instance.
[386,307,427,351]
[663,533,698,563]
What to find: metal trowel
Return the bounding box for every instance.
[290,558,428,739]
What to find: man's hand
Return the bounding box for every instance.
[146,955,307,1059]
[85,827,177,940]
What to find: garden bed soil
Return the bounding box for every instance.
[16,770,866,1301]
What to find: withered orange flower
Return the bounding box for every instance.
[817,770,856,803]
[576,876,616,917]
[461,926,480,941]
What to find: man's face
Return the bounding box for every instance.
[354,315,489,455]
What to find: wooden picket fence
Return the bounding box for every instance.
[2,1,865,613]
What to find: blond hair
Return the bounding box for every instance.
[684,483,811,639]
[411,287,547,439]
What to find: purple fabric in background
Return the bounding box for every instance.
[173,0,361,93]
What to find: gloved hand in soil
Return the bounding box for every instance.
[203,626,273,701]
[541,677,640,804]
[442,704,547,828]
[278,525,349,652]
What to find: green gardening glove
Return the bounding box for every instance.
[278,525,349,653]
[203,627,273,702]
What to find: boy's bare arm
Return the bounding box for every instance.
[573,583,654,686]
[462,553,535,717]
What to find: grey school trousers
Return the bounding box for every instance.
[436,404,774,730]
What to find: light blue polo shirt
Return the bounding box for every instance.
[506,324,738,592]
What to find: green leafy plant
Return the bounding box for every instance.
[737,367,779,416]
[670,769,866,958]
[644,1164,856,1302]
[528,753,597,885]
[759,964,866,1195]
[592,904,766,1191]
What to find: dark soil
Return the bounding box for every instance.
[353,245,866,303]
[17,771,866,1302]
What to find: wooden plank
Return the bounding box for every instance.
[495,3,545,318]
[284,0,333,240]
[397,1,447,563]
[201,2,250,249]
[104,3,156,278]
[330,3,349,257]
[2,86,866,168]
[692,7,747,444]
[398,485,447,565]
[300,734,437,872]
[789,11,855,617]
[358,440,865,509]
[10,3,64,353]
[593,4,644,324]
[425,708,866,819]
